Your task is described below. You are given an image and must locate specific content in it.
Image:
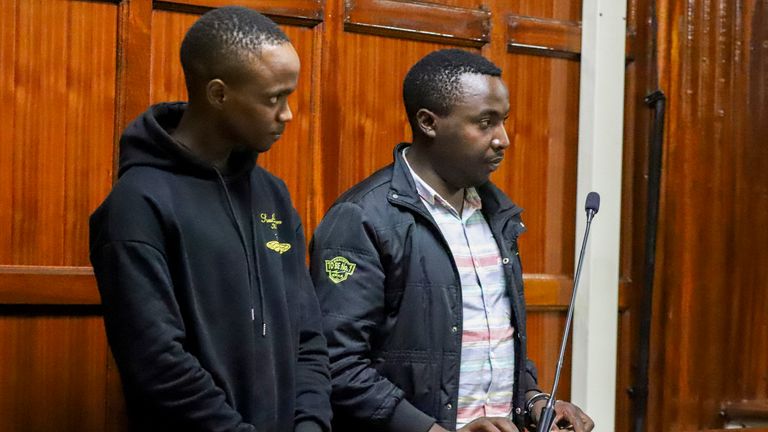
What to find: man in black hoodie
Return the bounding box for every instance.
[89,7,331,432]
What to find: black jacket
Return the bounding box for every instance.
[309,144,540,432]
[90,103,331,432]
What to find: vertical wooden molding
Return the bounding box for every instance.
[114,0,153,182]
[307,21,324,231]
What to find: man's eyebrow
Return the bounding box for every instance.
[476,109,509,117]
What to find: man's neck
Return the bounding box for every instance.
[405,144,465,214]
[171,107,232,171]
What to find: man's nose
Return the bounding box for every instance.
[492,127,510,149]
[278,102,293,123]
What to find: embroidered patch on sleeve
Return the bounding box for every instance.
[325,256,357,284]
[266,240,291,254]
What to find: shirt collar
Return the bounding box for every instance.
[402,147,482,215]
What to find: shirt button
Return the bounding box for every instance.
[446,403,453,409]
[502,257,510,264]
[451,325,458,333]
[515,407,522,415]
[392,193,399,199]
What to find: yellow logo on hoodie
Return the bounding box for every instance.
[266,240,291,254]
[260,213,283,230]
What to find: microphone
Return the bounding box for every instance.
[535,192,600,432]
[585,191,600,222]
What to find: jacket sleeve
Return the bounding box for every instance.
[309,202,436,432]
[523,359,541,394]
[91,240,255,432]
[292,213,333,432]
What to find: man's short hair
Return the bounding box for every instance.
[180,6,290,96]
[402,49,502,131]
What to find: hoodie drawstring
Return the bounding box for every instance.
[214,168,267,336]
[249,210,268,337]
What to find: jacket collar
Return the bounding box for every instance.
[388,143,523,220]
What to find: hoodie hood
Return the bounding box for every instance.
[118,102,256,179]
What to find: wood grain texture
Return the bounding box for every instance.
[1,0,117,267]
[0,266,98,305]
[343,0,490,47]
[506,15,581,60]
[645,0,768,429]
[616,0,655,428]
[499,0,582,22]
[525,311,571,401]
[115,0,153,140]
[0,314,108,431]
[722,399,768,422]
[155,0,323,25]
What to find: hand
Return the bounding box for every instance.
[457,417,519,432]
[530,399,594,432]
[427,417,519,432]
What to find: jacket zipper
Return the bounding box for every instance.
[213,169,260,332]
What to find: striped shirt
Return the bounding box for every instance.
[403,149,515,427]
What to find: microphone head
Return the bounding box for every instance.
[585,192,600,214]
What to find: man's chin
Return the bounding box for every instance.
[241,140,275,154]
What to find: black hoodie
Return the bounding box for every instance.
[89,103,331,432]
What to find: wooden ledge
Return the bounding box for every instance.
[154,0,323,27]
[344,0,490,47]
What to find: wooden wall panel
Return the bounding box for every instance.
[641,0,768,430]
[0,314,108,431]
[0,0,15,265]
[0,1,119,431]
[491,52,580,277]
[0,0,117,267]
[525,311,571,401]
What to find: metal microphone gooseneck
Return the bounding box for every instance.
[536,192,600,432]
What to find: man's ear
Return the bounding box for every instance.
[415,108,438,139]
[206,79,227,109]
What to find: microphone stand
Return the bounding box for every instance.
[536,206,597,432]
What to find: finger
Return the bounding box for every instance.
[476,423,501,432]
[467,419,501,432]
[581,414,595,432]
[565,411,586,432]
[553,404,584,432]
[487,417,518,432]
[553,414,565,427]
[551,409,565,431]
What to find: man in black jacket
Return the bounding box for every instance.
[90,7,331,432]
[310,50,594,432]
